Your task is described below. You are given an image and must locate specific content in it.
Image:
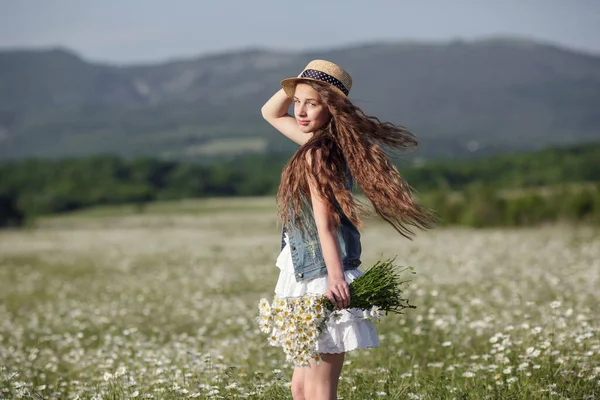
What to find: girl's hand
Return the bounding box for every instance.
[327,278,350,309]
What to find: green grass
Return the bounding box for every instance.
[1,198,598,399]
[43,197,276,219]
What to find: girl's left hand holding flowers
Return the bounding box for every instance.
[326,277,350,309]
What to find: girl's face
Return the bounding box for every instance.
[293,83,331,133]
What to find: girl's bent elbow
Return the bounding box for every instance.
[261,108,277,122]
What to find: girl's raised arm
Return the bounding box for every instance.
[260,89,311,146]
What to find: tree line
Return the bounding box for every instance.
[1,142,599,227]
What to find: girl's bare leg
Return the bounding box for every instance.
[291,367,306,400]
[303,352,345,400]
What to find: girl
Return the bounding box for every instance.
[261,60,435,400]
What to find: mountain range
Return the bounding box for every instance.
[0,37,599,160]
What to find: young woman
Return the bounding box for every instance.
[261,60,435,400]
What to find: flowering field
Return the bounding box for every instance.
[1,198,599,399]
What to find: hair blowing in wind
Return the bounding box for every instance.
[277,81,438,238]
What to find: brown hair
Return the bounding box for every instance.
[277,80,437,238]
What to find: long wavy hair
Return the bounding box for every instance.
[277,80,437,238]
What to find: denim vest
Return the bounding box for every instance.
[281,168,362,282]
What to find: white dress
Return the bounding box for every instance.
[274,234,380,354]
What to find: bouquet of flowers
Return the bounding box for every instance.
[257,259,416,367]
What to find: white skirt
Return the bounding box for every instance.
[273,234,380,354]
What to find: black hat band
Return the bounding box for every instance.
[300,69,349,96]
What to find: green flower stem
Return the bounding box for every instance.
[325,258,416,314]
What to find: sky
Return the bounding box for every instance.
[1,0,599,65]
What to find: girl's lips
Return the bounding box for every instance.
[298,120,310,126]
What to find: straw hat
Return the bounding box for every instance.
[281,60,352,99]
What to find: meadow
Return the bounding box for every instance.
[0,198,599,399]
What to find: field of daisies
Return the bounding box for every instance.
[1,198,599,399]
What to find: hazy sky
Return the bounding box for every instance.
[1,0,599,64]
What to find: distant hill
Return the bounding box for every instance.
[0,37,599,160]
